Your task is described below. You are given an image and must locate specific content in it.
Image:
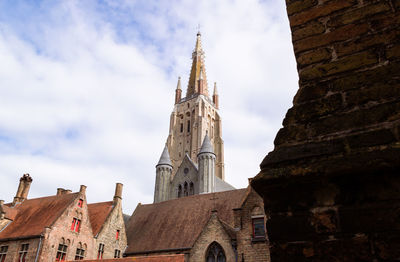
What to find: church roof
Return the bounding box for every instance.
[87,201,114,236]
[0,193,79,240]
[157,145,172,166]
[125,188,248,255]
[215,177,235,192]
[199,134,214,154]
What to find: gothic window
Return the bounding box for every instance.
[205,242,226,262]
[178,185,182,198]
[180,123,183,133]
[0,246,7,262]
[18,244,29,262]
[56,243,67,262]
[187,120,191,132]
[189,182,194,195]
[184,182,188,196]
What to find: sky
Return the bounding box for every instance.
[0,0,298,213]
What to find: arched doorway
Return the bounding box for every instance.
[205,242,226,262]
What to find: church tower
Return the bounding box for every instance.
[167,32,225,180]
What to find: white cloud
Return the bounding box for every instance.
[0,0,298,214]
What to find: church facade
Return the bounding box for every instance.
[154,32,234,204]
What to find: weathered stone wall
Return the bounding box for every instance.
[0,238,41,262]
[189,214,236,262]
[95,200,127,259]
[236,189,270,262]
[252,0,400,261]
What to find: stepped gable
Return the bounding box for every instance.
[125,188,247,254]
[87,201,114,236]
[0,193,78,240]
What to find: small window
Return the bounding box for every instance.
[189,182,194,196]
[184,182,188,197]
[187,120,191,132]
[114,249,121,258]
[116,229,120,240]
[0,246,8,262]
[252,217,265,239]
[97,243,105,259]
[18,244,29,262]
[71,218,81,232]
[75,247,85,260]
[56,244,67,262]
[77,199,83,208]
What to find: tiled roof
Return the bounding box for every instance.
[0,193,78,240]
[87,201,114,236]
[69,254,185,262]
[125,188,248,254]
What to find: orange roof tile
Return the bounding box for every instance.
[0,193,78,240]
[125,189,247,255]
[87,201,113,236]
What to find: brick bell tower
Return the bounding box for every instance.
[166,32,225,180]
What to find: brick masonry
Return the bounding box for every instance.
[252,0,400,261]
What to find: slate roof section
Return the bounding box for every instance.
[125,188,247,254]
[157,145,172,167]
[199,134,214,154]
[87,201,114,236]
[69,254,185,262]
[0,193,78,240]
[215,177,235,192]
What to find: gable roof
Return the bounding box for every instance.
[125,188,247,255]
[87,201,114,236]
[0,193,78,240]
[69,254,185,262]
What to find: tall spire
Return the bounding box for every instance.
[186,32,209,97]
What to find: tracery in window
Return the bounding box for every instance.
[205,242,226,262]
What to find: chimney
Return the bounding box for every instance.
[57,188,72,195]
[0,200,5,219]
[13,174,32,205]
[114,183,123,205]
[79,185,87,195]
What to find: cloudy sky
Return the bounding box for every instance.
[0,0,298,213]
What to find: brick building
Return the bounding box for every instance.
[125,186,269,262]
[0,174,127,262]
[252,0,400,261]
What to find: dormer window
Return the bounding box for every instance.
[77,199,83,208]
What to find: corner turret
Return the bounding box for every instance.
[198,134,216,193]
[154,145,172,203]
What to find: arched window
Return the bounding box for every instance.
[206,242,226,262]
[189,182,194,196]
[184,182,188,196]
[187,120,191,133]
[178,185,182,198]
